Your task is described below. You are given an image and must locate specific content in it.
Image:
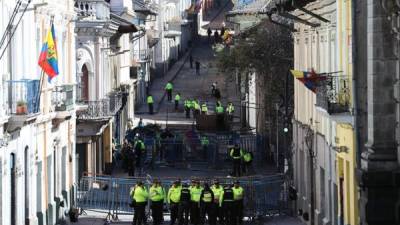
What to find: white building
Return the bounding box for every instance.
[0,0,77,224]
[75,0,139,179]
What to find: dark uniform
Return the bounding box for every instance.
[200,185,215,225]
[134,139,146,175]
[230,145,243,177]
[179,184,191,225]
[220,185,235,225]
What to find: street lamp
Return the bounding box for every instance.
[304,121,316,225]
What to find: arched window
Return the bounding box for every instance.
[81,64,89,101]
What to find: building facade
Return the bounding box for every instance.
[0,0,77,224]
[291,0,356,225]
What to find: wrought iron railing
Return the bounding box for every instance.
[6,79,40,115]
[75,0,110,20]
[52,84,74,111]
[108,91,123,115]
[316,76,351,114]
[133,49,151,62]
[77,99,110,119]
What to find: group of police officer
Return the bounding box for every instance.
[130,179,245,225]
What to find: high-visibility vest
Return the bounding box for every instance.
[134,140,145,152]
[131,186,149,203]
[150,185,165,202]
[201,137,209,146]
[216,106,224,113]
[147,96,154,104]
[165,82,173,90]
[230,147,243,159]
[184,100,190,107]
[201,104,208,112]
[168,186,182,203]
[194,102,200,110]
[211,185,224,203]
[219,188,234,207]
[190,186,203,202]
[202,190,213,203]
[227,104,234,114]
[175,94,181,101]
[232,186,244,200]
[243,151,253,162]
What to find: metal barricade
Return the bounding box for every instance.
[75,174,289,222]
[76,176,114,221]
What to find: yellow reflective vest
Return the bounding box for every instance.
[130,185,149,203]
[168,186,181,203]
[150,185,165,202]
[232,186,244,201]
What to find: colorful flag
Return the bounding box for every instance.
[38,24,59,81]
[290,69,326,93]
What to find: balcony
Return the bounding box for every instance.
[316,76,351,115]
[108,90,123,115]
[75,0,110,20]
[164,20,182,38]
[77,99,111,120]
[77,91,124,120]
[52,85,74,112]
[133,49,151,62]
[147,29,160,47]
[6,79,40,116]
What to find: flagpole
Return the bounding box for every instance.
[36,70,45,113]
[37,16,54,113]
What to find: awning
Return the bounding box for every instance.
[118,24,138,33]
[77,120,110,137]
[164,30,181,38]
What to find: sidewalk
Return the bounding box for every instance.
[135,36,240,127]
[71,213,305,225]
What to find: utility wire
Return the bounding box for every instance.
[0,0,22,49]
[0,0,32,61]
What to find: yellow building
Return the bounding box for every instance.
[291,0,358,224]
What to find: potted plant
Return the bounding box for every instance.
[16,100,27,115]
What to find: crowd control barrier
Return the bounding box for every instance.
[75,174,289,223]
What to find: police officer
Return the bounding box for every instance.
[230,144,244,177]
[147,94,154,114]
[232,181,244,225]
[184,99,191,118]
[124,139,135,176]
[175,93,181,110]
[200,136,209,161]
[242,150,253,175]
[165,81,174,101]
[168,180,182,225]
[190,180,203,225]
[179,183,191,225]
[219,183,234,225]
[130,181,149,225]
[215,103,224,130]
[226,102,234,121]
[200,183,215,225]
[194,100,201,118]
[201,102,208,115]
[211,180,224,224]
[134,137,146,176]
[150,179,165,225]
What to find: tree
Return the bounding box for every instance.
[216,19,294,172]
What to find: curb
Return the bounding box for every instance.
[155,49,193,112]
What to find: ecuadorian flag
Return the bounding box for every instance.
[290,69,326,93]
[38,24,59,81]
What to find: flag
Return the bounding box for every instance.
[290,69,326,93]
[38,24,59,81]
